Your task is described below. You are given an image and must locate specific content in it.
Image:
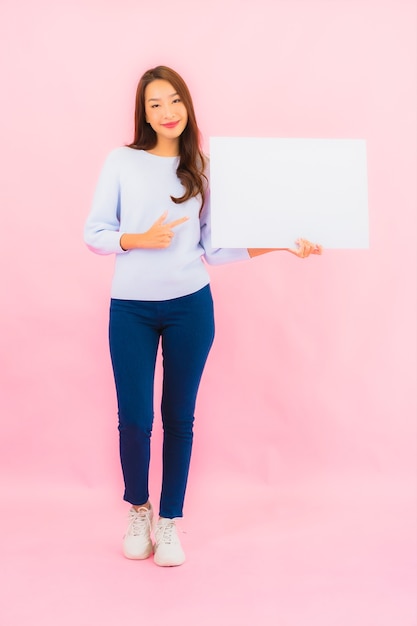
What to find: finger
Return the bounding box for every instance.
[306,243,322,255]
[300,245,311,258]
[295,238,307,249]
[155,211,169,225]
[295,240,307,257]
[166,216,189,229]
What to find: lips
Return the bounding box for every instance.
[162,121,179,129]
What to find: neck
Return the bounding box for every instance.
[148,137,180,157]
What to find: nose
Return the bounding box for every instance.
[163,103,175,119]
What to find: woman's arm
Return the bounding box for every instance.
[248,239,323,259]
[84,150,125,255]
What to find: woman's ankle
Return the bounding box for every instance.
[132,501,150,512]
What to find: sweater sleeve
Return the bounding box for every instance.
[84,150,128,255]
[199,188,250,265]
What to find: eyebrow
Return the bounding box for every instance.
[147,92,179,102]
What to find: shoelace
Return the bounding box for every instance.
[127,507,151,537]
[156,520,177,545]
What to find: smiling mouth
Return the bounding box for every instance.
[162,121,179,129]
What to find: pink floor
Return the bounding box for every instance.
[1,474,415,626]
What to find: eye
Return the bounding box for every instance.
[172,98,181,104]
[151,104,160,109]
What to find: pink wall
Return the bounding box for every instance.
[0,0,415,501]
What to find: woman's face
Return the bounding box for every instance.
[144,79,188,146]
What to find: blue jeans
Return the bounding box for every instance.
[109,285,215,518]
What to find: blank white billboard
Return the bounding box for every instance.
[209,137,369,249]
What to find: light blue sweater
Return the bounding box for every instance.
[84,147,249,300]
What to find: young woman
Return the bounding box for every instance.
[84,66,321,568]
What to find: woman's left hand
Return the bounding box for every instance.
[288,238,323,258]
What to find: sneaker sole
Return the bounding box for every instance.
[123,544,154,560]
[154,553,185,567]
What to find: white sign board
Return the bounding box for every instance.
[209,137,369,249]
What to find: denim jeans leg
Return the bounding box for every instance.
[109,299,159,506]
[159,286,215,518]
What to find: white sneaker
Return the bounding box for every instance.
[123,505,154,560]
[154,518,185,567]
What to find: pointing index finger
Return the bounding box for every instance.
[166,216,189,229]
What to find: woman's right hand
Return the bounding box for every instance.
[120,211,189,250]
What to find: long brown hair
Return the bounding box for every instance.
[128,66,207,208]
